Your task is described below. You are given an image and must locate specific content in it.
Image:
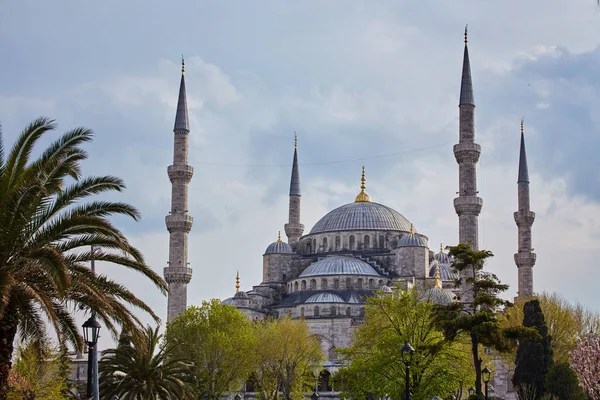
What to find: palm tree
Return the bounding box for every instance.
[99,325,196,400]
[0,117,167,397]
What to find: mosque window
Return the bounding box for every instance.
[379,235,385,249]
[346,307,351,316]
[314,306,320,316]
[282,274,286,282]
[349,235,355,250]
[359,307,365,316]
[364,235,370,249]
[312,239,317,253]
[335,236,340,250]
[369,279,375,289]
[378,279,384,287]
[321,279,327,289]
[331,306,336,316]
[310,279,317,290]
[301,280,307,290]
[346,278,352,289]
[357,278,363,289]
[318,370,332,392]
[300,307,305,317]
[333,279,340,289]
[294,282,299,292]
[306,242,311,254]
[322,237,328,252]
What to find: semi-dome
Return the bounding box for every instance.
[299,256,381,277]
[309,202,412,234]
[305,292,346,303]
[398,224,426,247]
[264,232,293,254]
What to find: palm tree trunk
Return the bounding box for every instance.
[0,311,18,400]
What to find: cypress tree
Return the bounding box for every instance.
[512,299,553,397]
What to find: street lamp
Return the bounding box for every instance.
[82,315,101,400]
[482,367,492,400]
[468,387,475,396]
[400,342,415,400]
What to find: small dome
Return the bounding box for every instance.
[429,262,459,281]
[398,225,426,247]
[305,292,346,303]
[423,288,456,305]
[381,285,393,294]
[221,297,234,305]
[234,290,248,299]
[435,245,451,264]
[299,256,381,278]
[265,233,293,254]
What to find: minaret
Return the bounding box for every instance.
[454,26,483,250]
[164,57,194,322]
[514,119,536,299]
[284,135,304,248]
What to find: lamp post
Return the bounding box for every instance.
[468,387,475,396]
[400,342,415,400]
[482,367,492,400]
[82,315,101,400]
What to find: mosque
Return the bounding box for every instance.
[162,30,535,400]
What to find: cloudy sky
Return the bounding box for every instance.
[2,1,600,347]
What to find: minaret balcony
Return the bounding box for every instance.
[164,267,193,283]
[168,164,194,184]
[165,214,194,233]
[514,211,535,226]
[453,196,483,216]
[453,143,481,164]
[514,252,536,267]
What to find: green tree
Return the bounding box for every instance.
[337,289,475,400]
[512,300,553,399]
[99,325,195,400]
[433,243,539,395]
[165,300,256,399]
[253,316,324,400]
[0,118,167,397]
[544,362,587,400]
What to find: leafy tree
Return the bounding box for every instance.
[337,288,475,400]
[512,299,553,399]
[570,336,600,399]
[165,300,256,399]
[0,118,167,397]
[544,362,587,400]
[501,292,600,364]
[433,243,539,395]
[99,325,196,400]
[252,315,324,400]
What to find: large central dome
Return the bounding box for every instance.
[309,202,412,234]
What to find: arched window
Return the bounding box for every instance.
[331,306,337,316]
[360,307,365,316]
[310,279,317,290]
[364,235,370,249]
[346,306,351,316]
[346,278,352,289]
[333,279,340,289]
[318,370,332,392]
[294,282,299,292]
[378,279,384,287]
[379,235,385,249]
[357,278,363,289]
[300,307,305,317]
[322,237,328,252]
[314,306,320,317]
[335,236,341,251]
[282,274,287,282]
[301,280,307,290]
[321,279,328,289]
[369,279,375,289]
[349,235,355,250]
[312,239,317,253]
[306,242,311,254]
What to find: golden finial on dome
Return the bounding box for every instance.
[277,231,282,242]
[354,166,372,203]
[409,224,415,235]
[439,243,444,253]
[235,271,240,293]
[464,25,468,44]
[181,55,185,75]
[434,264,442,289]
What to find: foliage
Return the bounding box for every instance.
[252,315,324,400]
[432,243,540,395]
[0,118,167,397]
[544,362,587,400]
[165,300,256,399]
[99,325,196,400]
[570,336,600,399]
[7,339,72,400]
[501,292,600,364]
[512,300,553,399]
[336,288,474,400]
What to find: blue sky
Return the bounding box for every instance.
[2,0,600,347]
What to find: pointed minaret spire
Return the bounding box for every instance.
[285,134,304,247]
[460,25,474,106]
[514,119,536,300]
[165,58,194,322]
[235,271,240,293]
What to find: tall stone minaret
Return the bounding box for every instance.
[514,119,536,300]
[164,58,194,322]
[454,27,483,251]
[284,135,304,248]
